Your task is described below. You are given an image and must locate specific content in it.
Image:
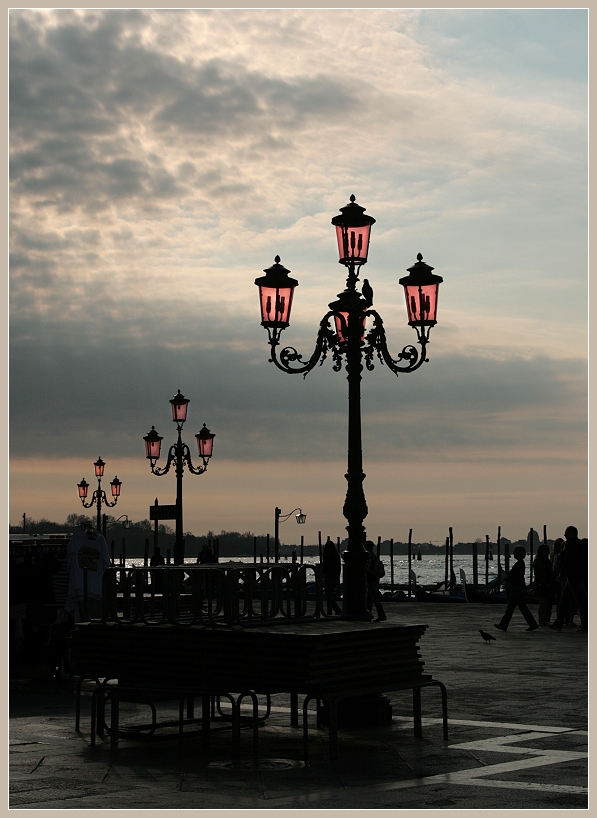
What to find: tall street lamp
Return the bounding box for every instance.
[255,195,443,620]
[143,390,215,566]
[274,507,306,563]
[77,458,122,533]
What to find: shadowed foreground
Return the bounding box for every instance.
[10,602,587,810]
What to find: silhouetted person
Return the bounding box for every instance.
[533,543,555,625]
[197,544,214,564]
[322,538,342,615]
[550,527,587,633]
[365,540,386,621]
[494,546,538,632]
[150,546,165,593]
[150,547,165,567]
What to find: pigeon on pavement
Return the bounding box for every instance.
[479,629,496,643]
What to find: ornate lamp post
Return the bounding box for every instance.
[143,390,215,566]
[77,457,122,533]
[274,507,306,563]
[255,195,443,620]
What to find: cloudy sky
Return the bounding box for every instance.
[9,8,587,545]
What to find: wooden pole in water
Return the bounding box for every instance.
[390,538,394,592]
[444,536,449,590]
[110,539,115,566]
[253,536,257,563]
[122,538,126,567]
[485,535,489,589]
[496,526,501,582]
[529,528,534,586]
[300,535,304,564]
[144,538,149,567]
[543,525,548,549]
[266,533,270,563]
[408,529,412,599]
[472,541,478,589]
[449,527,454,593]
[504,541,510,574]
[377,535,381,559]
[318,531,322,563]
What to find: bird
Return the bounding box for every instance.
[362,278,373,307]
[479,629,496,643]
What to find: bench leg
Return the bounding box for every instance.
[327,698,338,761]
[303,695,315,766]
[109,689,119,750]
[413,687,422,738]
[202,694,210,756]
[290,692,299,727]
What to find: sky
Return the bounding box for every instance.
[9,8,588,546]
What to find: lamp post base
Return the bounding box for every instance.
[341,550,373,621]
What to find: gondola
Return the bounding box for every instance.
[460,569,538,605]
[410,571,466,603]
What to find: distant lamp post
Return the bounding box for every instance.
[256,195,443,620]
[143,390,215,565]
[101,513,131,538]
[274,507,306,562]
[77,458,122,533]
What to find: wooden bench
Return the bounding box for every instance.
[69,620,448,763]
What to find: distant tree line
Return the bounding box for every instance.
[9,515,541,558]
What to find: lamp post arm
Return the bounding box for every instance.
[278,507,304,523]
[364,309,428,376]
[100,490,119,510]
[149,444,178,477]
[268,311,341,377]
[182,442,208,475]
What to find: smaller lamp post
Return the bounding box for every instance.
[77,458,122,533]
[143,390,215,565]
[274,507,306,563]
[101,513,131,538]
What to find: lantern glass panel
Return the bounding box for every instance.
[196,426,215,459]
[170,394,189,423]
[403,283,439,325]
[94,458,105,478]
[333,311,366,343]
[144,429,162,460]
[259,285,294,327]
[110,478,122,497]
[78,481,89,499]
[335,224,371,265]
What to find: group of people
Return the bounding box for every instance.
[321,536,387,621]
[494,526,587,633]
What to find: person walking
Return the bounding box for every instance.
[494,545,538,632]
[322,538,342,615]
[365,540,386,622]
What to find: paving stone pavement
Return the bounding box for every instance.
[10,602,588,810]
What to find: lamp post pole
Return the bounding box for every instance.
[274,507,306,563]
[143,390,215,566]
[255,195,443,621]
[77,458,122,533]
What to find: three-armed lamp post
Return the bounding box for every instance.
[255,195,443,620]
[143,390,215,565]
[77,458,122,533]
[274,507,306,563]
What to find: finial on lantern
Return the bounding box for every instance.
[417,252,423,261]
[350,194,355,202]
[275,255,280,263]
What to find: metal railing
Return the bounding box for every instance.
[95,563,333,627]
